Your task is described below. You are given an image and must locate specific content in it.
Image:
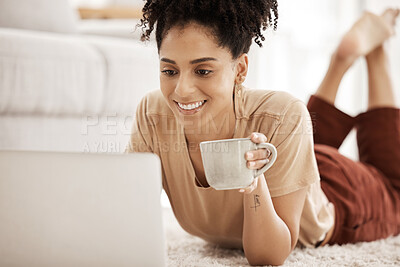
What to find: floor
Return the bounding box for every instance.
[163,208,400,266]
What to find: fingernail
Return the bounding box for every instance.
[239,189,244,193]
[249,162,255,167]
[266,159,269,163]
[247,152,253,159]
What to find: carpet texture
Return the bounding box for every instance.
[163,209,400,266]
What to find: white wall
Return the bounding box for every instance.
[70,0,143,8]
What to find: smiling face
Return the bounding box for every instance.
[159,22,248,136]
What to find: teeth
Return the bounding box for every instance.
[177,100,205,110]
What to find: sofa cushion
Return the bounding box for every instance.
[83,35,160,115]
[0,27,160,116]
[0,28,105,115]
[0,0,79,33]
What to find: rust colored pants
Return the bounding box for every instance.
[307,95,400,245]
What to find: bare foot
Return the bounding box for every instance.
[381,8,400,29]
[336,8,399,63]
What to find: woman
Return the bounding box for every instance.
[126,0,400,265]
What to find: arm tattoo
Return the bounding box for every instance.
[250,194,261,212]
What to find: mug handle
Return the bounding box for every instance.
[254,143,278,177]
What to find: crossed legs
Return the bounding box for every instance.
[308,8,400,186]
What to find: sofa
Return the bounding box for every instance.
[0,0,159,153]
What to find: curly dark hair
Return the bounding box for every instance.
[137,0,278,59]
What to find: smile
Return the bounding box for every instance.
[177,100,206,110]
[175,100,207,114]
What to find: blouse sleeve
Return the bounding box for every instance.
[262,100,320,197]
[125,95,154,153]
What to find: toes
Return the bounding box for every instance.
[382,8,400,27]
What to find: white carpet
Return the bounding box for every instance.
[163,208,400,266]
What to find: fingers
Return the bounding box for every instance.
[245,148,271,161]
[247,158,269,170]
[250,132,268,143]
[239,176,259,194]
[246,132,271,169]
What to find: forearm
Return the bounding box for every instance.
[242,177,292,266]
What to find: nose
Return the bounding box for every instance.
[174,72,197,100]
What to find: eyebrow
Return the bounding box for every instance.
[160,57,217,65]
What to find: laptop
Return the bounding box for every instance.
[0,150,166,267]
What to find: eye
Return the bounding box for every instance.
[196,69,212,76]
[161,70,178,76]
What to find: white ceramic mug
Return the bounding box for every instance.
[199,137,277,190]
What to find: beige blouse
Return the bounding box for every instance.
[126,86,335,248]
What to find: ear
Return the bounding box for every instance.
[235,53,249,84]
